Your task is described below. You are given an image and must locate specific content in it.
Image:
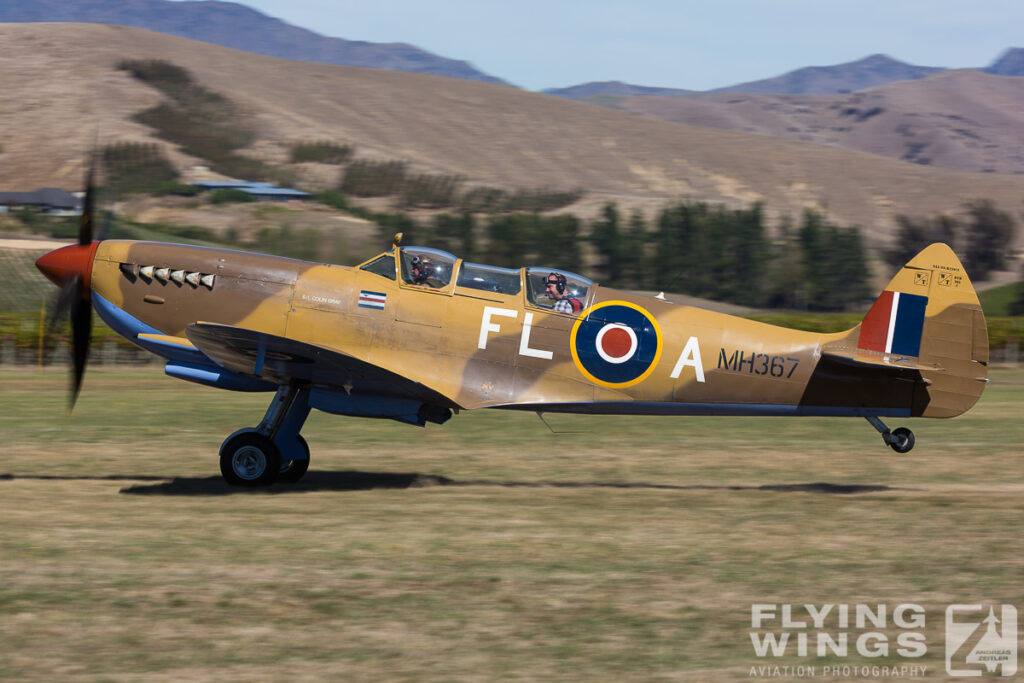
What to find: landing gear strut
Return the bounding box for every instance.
[866,416,915,454]
[220,381,312,486]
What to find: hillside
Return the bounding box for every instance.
[0,0,506,84]
[612,70,1024,175]
[1,23,1023,250]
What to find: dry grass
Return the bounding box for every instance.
[2,24,1024,247]
[0,366,1021,680]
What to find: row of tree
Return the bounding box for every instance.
[888,200,1018,281]
[364,200,874,311]
[1015,263,1024,315]
[591,202,872,310]
[394,198,1018,311]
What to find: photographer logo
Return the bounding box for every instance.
[945,605,1017,677]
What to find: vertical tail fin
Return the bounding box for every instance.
[854,243,988,417]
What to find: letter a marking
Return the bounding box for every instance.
[670,336,705,382]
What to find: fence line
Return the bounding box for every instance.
[0,337,156,367]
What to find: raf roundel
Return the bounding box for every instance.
[595,323,637,364]
[570,301,663,388]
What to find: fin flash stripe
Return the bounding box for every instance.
[858,290,928,357]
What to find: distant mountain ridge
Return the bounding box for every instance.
[2,0,1018,94]
[986,47,1024,76]
[707,54,945,94]
[542,81,693,100]
[0,0,509,85]
[550,51,1024,101]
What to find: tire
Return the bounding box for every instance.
[888,427,915,454]
[220,432,282,487]
[278,435,310,483]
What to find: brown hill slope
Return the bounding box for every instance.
[1,23,1023,248]
[616,70,1024,175]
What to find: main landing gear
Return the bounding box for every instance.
[220,381,312,486]
[865,416,915,454]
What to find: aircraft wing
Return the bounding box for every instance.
[184,322,462,409]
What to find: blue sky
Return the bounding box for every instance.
[199,0,1023,90]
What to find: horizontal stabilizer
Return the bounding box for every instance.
[820,348,943,373]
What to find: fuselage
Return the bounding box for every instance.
[88,239,843,414]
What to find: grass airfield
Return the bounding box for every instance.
[1,366,1021,681]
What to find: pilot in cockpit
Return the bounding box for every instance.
[410,255,441,287]
[545,272,583,314]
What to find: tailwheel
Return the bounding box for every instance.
[888,427,915,454]
[866,417,915,454]
[220,431,282,487]
[278,435,310,483]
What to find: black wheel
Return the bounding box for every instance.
[888,427,915,454]
[278,435,310,483]
[220,432,282,487]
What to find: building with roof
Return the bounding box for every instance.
[0,188,82,216]
[193,181,311,201]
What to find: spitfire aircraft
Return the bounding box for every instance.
[36,178,989,486]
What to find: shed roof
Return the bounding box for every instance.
[241,187,311,198]
[0,187,81,209]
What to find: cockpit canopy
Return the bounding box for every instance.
[400,247,456,288]
[359,247,594,314]
[458,262,521,295]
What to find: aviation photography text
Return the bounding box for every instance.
[747,601,1019,679]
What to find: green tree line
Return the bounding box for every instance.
[358,200,875,311]
[587,202,872,310]
[888,199,1017,281]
